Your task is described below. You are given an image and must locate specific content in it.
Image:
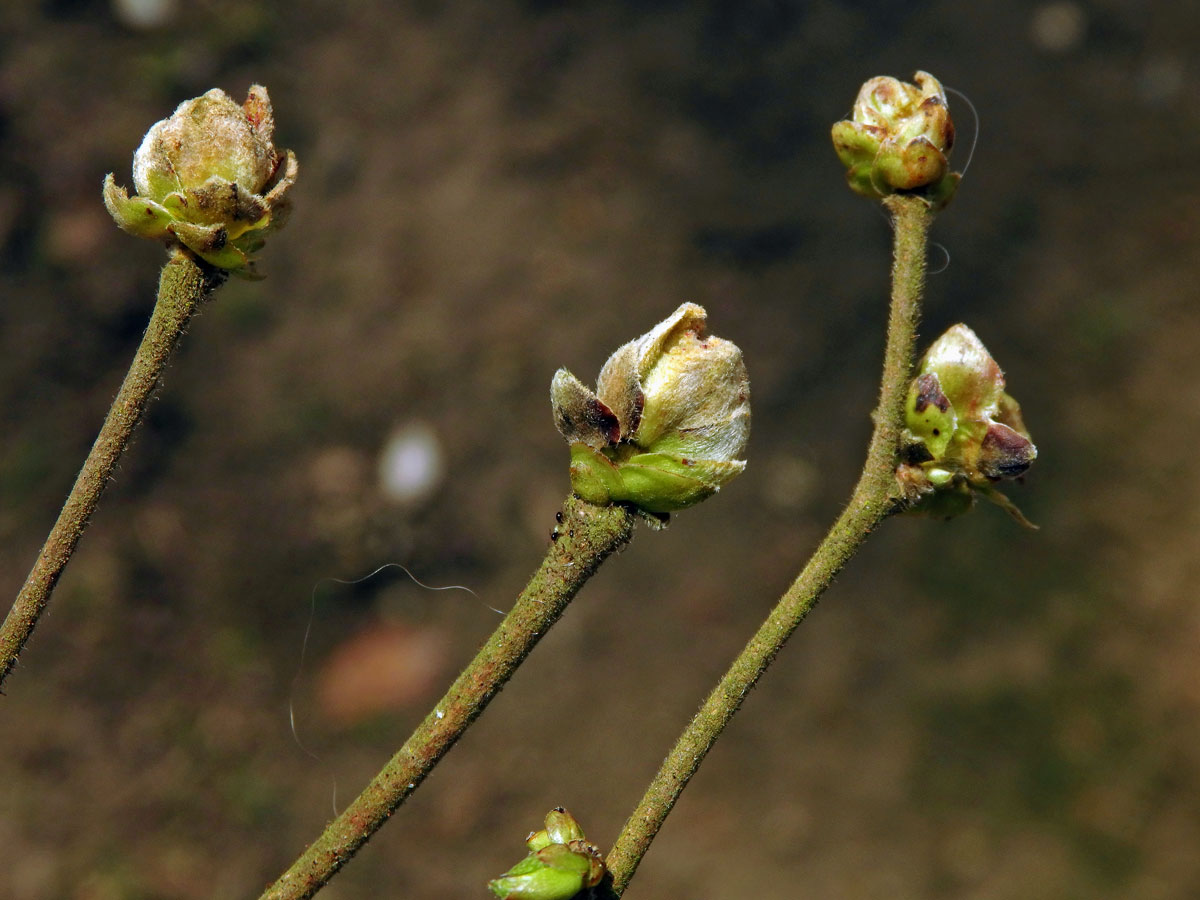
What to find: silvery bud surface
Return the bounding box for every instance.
[899,324,1037,525]
[831,71,960,209]
[103,85,297,274]
[551,302,750,515]
[489,808,605,900]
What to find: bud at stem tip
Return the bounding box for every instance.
[103,85,298,275]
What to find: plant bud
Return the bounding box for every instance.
[899,324,1037,525]
[831,71,960,209]
[551,303,750,516]
[489,809,605,900]
[103,85,297,274]
[526,807,588,851]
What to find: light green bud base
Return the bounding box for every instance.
[568,442,743,513]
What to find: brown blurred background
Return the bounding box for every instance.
[1,1,1198,898]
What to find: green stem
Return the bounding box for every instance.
[260,495,635,900]
[602,195,930,895]
[0,251,218,690]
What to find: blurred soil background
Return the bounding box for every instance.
[2,1,1199,898]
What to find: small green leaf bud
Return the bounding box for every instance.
[899,324,1037,525]
[489,809,605,900]
[103,85,297,274]
[831,71,960,209]
[526,807,589,850]
[551,303,750,515]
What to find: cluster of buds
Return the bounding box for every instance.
[551,303,750,522]
[488,808,606,900]
[104,85,297,274]
[897,324,1037,524]
[831,70,960,209]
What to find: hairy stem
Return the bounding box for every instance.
[260,495,635,900]
[0,251,218,690]
[602,194,930,895]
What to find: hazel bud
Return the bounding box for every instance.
[899,324,1037,525]
[551,303,750,516]
[831,71,960,209]
[103,85,298,274]
[489,809,605,900]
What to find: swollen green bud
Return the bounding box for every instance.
[103,85,297,274]
[831,71,960,209]
[551,303,750,516]
[489,809,605,900]
[899,324,1037,525]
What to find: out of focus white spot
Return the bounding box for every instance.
[378,422,444,505]
[1030,2,1086,54]
[112,0,177,29]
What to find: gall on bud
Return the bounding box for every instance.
[898,324,1038,526]
[551,303,750,521]
[103,85,297,275]
[831,70,960,210]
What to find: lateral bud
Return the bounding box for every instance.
[488,808,606,900]
[898,324,1037,525]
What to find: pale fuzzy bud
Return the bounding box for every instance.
[132,87,278,200]
[831,70,960,209]
[103,85,297,274]
[551,303,750,516]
